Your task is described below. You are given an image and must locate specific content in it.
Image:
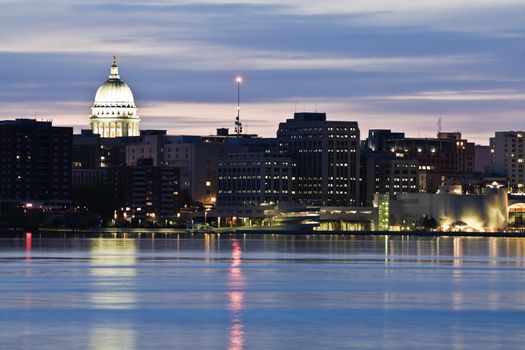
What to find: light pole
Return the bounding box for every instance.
[235,76,243,136]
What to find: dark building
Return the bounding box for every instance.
[126,130,277,207]
[73,129,146,170]
[277,112,360,206]
[73,129,101,169]
[361,152,419,205]
[474,145,491,174]
[385,132,475,174]
[366,129,405,152]
[383,132,476,193]
[217,152,292,206]
[108,158,181,226]
[0,119,72,208]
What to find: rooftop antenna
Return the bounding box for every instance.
[234,76,243,136]
[437,116,442,134]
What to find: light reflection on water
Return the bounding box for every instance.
[89,238,137,350]
[2,233,525,349]
[228,239,245,350]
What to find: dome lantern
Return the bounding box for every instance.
[109,55,120,79]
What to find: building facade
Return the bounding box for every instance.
[108,159,180,225]
[0,119,72,208]
[490,131,525,191]
[389,187,508,231]
[125,131,277,207]
[385,132,475,174]
[217,152,292,206]
[364,154,419,205]
[277,112,360,206]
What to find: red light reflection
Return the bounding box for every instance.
[228,239,245,350]
[25,232,32,254]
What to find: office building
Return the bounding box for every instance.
[217,152,292,206]
[277,112,360,206]
[0,119,72,208]
[108,159,180,225]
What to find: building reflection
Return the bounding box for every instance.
[228,238,245,350]
[89,237,137,350]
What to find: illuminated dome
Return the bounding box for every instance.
[94,80,135,106]
[89,56,140,138]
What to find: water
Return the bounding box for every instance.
[1,232,525,349]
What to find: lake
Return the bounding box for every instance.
[1,232,525,349]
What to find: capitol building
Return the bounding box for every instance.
[89,57,140,137]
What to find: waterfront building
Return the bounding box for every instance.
[0,119,72,209]
[126,129,277,207]
[361,151,419,206]
[277,112,360,206]
[508,193,525,230]
[386,132,475,174]
[384,132,475,193]
[213,152,292,225]
[217,152,292,207]
[257,203,378,231]
[361,130,418,206]
[108,158,180,225]
[89,56,140,137]
[389,186,508,231]
[490,131,525,191]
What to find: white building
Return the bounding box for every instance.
[490,131,525,191]
[90,56,140,138]
[389,187,508,231]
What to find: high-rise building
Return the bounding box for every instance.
[277,112,360,206]
[89,56,140,137]
[0,119,72,208]
[490,131,525,191]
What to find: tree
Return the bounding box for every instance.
[421,216,438,230]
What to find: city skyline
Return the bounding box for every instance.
[0,1,524,144]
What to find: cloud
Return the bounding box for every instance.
[0,0,523,146]
[369,90,525,102]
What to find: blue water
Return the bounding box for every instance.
[1,233,525,349]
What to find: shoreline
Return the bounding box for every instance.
[1,227,525,238]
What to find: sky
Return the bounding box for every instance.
[0,0,524,145]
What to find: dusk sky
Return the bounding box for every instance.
[1,0,524,144]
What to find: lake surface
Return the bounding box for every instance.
[1,232,525,349]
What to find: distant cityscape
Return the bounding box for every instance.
[1,58,523,233]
